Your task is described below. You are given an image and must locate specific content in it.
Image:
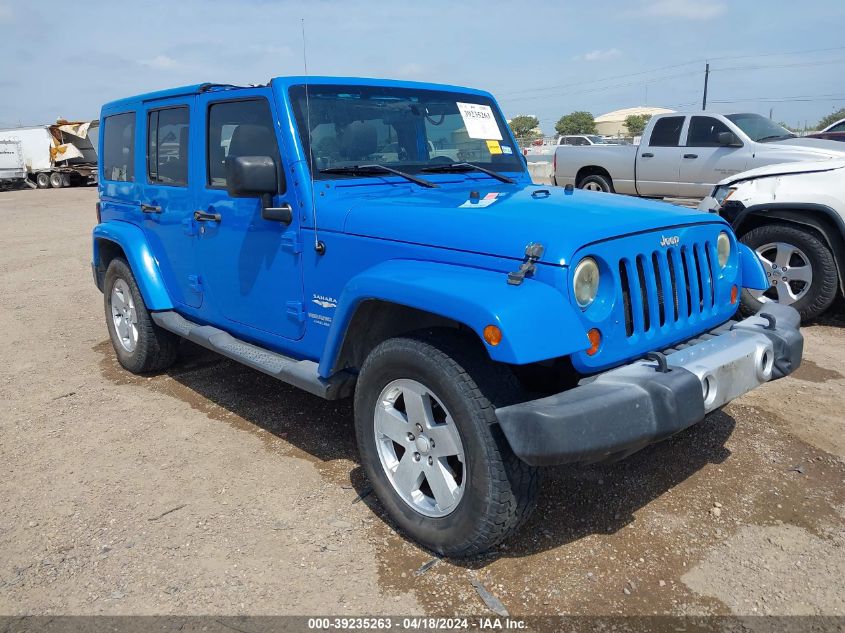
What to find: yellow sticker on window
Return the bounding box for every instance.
[486,140,502,154]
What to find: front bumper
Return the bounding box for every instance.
[496,303,802,466]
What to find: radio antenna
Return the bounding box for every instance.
[301,18,324,254]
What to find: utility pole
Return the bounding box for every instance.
[701,62,710,110]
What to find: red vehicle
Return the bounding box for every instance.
[807,118,845,142]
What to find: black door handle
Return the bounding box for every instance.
[641,152,654,158]
[194,210,222,222]
[140,203,161,213]
[683,153,699,159]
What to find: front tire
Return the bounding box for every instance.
[35,172,50,188]
[354,332,538,557]
[104,258,179,373]
[577,173,614,193]
[740,223,838,321]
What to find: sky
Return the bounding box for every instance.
[1,0,844,134]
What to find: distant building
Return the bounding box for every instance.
[595,106,675,137]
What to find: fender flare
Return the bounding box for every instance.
[92,221,173,311]
[318,259,590,377]
[731,202,845,295]
[738,242,768,290]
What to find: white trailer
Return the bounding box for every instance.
[0,138,28,189]
[0,119,99,189]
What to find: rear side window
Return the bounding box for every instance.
[206,99,280,188]
[148,107,190,186]
[687,116,732,147]
[830,121,845,133]
[102,112,135,182]
[648,116,684,147]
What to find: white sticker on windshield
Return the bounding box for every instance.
[456,103,502,140]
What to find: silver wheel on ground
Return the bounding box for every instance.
[374,378,465,517]
[35,172,50,188]
[748,241,813,306]
[110,278,139,353]
[49,172,65,188]
[577,173,614,193]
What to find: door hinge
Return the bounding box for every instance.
[286,301,305,322]
[188,274,203,293]
[280,231,302,254]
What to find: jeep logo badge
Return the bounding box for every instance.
[660,235,680,247]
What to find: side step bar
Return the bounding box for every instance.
[151,311,353,400]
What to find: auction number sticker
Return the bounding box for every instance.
[457,102,502,140]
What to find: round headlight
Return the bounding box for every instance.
[717,231,731,268]
[573,257,600,309]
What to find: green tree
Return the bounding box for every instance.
[555,111,596,136]
[624,114,652,138]
[817,108,845,131]
[508,115,541,141]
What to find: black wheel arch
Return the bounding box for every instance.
[93,238,128,292]
[330,300,475,376]
[730,203,845,297]
[575,166,613,189]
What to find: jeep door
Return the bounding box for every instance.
[635,115,684,197]
[677,115,748,198]
[193,90,305,341]
[141,98,202,308]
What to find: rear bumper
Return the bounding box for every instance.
[495,303,802,466]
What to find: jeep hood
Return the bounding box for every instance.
[341,184,723,265]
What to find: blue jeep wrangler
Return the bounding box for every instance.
[93,77,802,556]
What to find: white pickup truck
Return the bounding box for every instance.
[553,112,845,198]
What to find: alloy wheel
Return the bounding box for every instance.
[749,241,813,305]
[373,378,466,517]
[110,279,139,352]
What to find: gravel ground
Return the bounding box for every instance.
[1,187,843,617]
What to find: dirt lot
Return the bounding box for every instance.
[1,188,843,617]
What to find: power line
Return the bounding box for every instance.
[712,58,845,72]
[707,44,845,62]
[495,59,701,98]
[495,44,845,100]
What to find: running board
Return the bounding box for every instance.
[151,311,353,400]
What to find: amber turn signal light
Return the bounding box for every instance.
[730,284,738,305]
[586,328,602,356]
[483,325,502,346]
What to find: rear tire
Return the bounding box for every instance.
[740,223,838,322]
[49,172,65,188]
[104,258,179,373]
[577,173,614,193]
[35,172,50,188]
[354,331,539,557]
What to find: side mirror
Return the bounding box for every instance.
[225,155,279,197]
[225,155,291,224]
[718,132,741,147]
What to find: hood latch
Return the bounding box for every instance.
[507,242,545,286]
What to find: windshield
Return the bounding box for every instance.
[288,84,524,179]
[726,113,796,142]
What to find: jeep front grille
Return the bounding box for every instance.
[619,242,717,337]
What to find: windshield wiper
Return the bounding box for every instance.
[421,162,516,184]
[318,164,437,188]
[757,134,795,142]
